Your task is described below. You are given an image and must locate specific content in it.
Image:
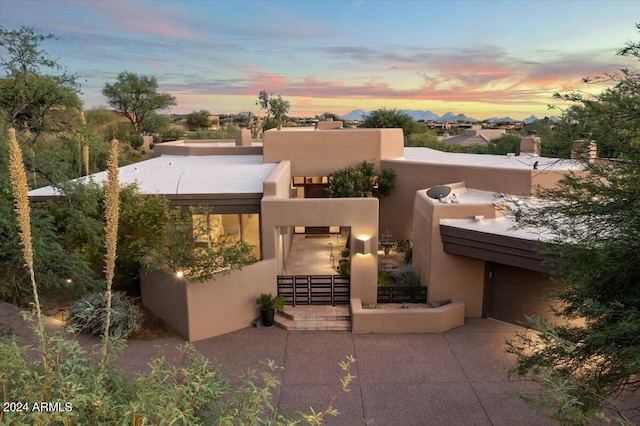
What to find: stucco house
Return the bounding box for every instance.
[29,123,582,341]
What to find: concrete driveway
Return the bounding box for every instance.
[1,302,552,425]
[125,318,554,425]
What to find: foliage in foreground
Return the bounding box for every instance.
[507,25,640,425]
[69,291,142,338]
[0,331,356,425]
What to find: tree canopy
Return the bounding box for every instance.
[0,25,81,139]
[256,90,290,132]
[102,71,176,134]
[359,108,416,137]
[186,109,211,130]
[508,24,640,425]
[327,161,396,198]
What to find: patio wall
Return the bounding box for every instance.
[141,259,277,342]
[350,298,465,333]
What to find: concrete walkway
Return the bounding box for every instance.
[0,302,555,425]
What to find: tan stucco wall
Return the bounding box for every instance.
[141,260,277,342]
[141,270,190,338]
[380,159,571,241]
[350,298,465,333]
[263,128,404,176]
[413,185,500,317]
[154,140,262,156]
[185,260,277,341]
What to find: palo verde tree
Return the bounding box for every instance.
[102,71,177,134]
[256,90,290,132]
[507,24,640,425]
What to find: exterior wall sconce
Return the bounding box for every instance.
[175,271,184,279]
[355,236,372,255]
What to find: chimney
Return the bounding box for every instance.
[571,138,597,163]
[520,131,540,156]
[235,128,252,147]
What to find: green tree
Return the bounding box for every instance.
[328,161,396,198]
[359,108,416,137]
[141,111,171,137]
[256,90,290,132]
[487,134,521,155]
[0,26,81,139]
[186,109,211,130]
[405,130,439,147]
[102,71,177,134]
[507,25,640,425]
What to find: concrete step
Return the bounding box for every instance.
[279,305,350,321]
[274,314,352,331]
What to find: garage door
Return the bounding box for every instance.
[484,262,562,326]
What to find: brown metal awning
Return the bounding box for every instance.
[440,224,550,273]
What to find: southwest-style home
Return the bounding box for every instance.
[29,121,583,341]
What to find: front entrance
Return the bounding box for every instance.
[277,275,350,306]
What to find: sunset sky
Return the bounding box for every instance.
[1,0,639,120]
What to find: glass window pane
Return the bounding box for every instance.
[241,213,261,259]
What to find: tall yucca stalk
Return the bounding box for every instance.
[78,110,86,176]
[83,144,90,176]
[103,139,120,343]
[7,128,48,364]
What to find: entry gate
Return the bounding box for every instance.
[277,275,350,306]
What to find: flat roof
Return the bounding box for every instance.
[440,216,553,242]
[400,147,581,171]
[29,155,277,198]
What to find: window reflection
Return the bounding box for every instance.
[192,213,261,259]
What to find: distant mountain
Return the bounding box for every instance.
[400,109,441,121]
[318,112,342,120]
[342,109,554,123]
[440,111,477,122]
[487,116,518,123]
[343,109,477,122]
[343,109,368,121]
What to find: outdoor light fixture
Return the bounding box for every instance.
[176,271,184,279]
[355,236,372,255]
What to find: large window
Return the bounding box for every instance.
[192,213,261,259]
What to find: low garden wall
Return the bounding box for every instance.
[350,298,465,333]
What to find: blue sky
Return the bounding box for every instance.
[1,0,639,119]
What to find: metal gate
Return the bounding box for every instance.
[277,275,350,306]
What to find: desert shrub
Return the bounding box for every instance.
[0,334,355,425]
[129,133,144,149]
[161,127,184,141]
[69,291,142,338]
[391,267,420,287]
[378,269,394,287]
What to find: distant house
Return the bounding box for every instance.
[441,125,506,146]
[29,125,582,341]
